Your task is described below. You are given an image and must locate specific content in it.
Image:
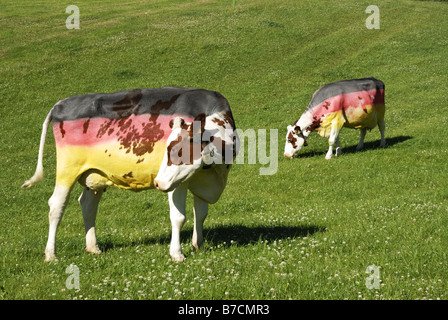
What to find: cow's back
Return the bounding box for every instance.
[306,78,385,137]
[307,77,384,110]
[51,88,232,190]
[51,87,229,122]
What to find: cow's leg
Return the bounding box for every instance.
[78,187,103,255]
[168,183,188,262]
[335,135,342,157]
[192,195,208,251]
[356,128,367,151]
[45,184,72,261]
[378,119,386,147]
[325,125,341,160]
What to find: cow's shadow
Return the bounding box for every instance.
[297,135,412,159]
[100,224,325,252]
[201,224,324,246]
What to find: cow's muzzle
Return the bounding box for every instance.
[154,180,167,192]
[154,179,176,193]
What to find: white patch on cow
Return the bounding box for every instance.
[325,124,341,160]
[154,117,203,192]
[45,183,71,261]
[21,110,52,188]
[78,187,103,255]
[283,118,310,159]
[192,195,208,250]
[283,125,297,158]
[168,183,188,262]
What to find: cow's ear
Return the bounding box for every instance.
[192,113,206,134]
[170,117,185,129]
[294,125,301,134]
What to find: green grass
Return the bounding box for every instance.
[1,0,447,300]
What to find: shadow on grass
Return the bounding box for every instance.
[297,135,412,159]
[100,224,325,252]
[203,224,325,246]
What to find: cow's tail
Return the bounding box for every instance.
[21,109,53,189]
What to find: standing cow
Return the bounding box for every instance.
[284,77,386,159]
[21,87,238,262]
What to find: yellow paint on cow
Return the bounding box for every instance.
[317,104,385,138]
[55,141,167,190]
[317,110,345,138]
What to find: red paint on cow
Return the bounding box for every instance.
[113,115,164,157]
[310,89,381,121]
[97,119,114,139]
[53,115,182,148]
[303,89,385,135]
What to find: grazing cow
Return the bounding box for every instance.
[21,87,238,262]
[284,77,386,159]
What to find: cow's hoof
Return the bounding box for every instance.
[325,155,332,160]
[170,253,186,262]
[44,254,57,262]
[192,243,203,251]
[44,249,58,262]
[85,246,102,255]
[356,145,364,151]
[335,148,342,157]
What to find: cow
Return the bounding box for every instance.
[284,77,386,160]
[21,87,239,262]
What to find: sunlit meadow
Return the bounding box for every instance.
[1,0,447,300]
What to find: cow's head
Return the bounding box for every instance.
[283,124,308,158]
[154,113,210,192]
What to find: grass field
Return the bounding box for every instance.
[1,0,447,300]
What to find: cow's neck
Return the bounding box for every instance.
[294,112,314,136]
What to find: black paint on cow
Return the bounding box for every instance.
[51,87,225,123]
[305,77,385,111]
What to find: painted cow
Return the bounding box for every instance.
[21,87,238,262]
[284,77,386,159]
